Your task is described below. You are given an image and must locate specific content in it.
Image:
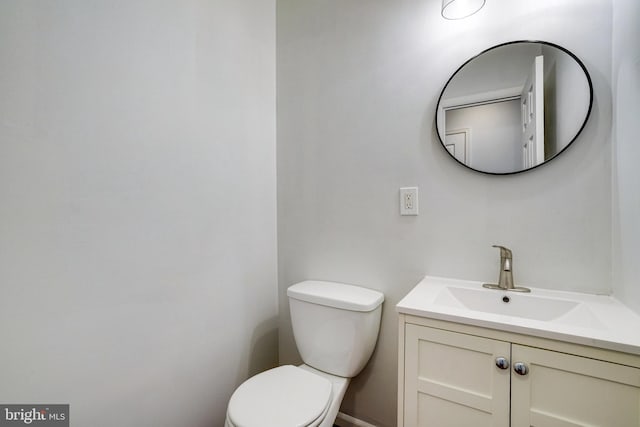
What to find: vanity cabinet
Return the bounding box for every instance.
[398,316,640,427]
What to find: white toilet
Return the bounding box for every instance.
[225,280,384,427]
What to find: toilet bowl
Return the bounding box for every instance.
[225,280,384,427]
[225,364,349,427]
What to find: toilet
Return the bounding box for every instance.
[225,280,384,427]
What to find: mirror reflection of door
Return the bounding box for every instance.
[445,128,470,164]
[521,55,545,168]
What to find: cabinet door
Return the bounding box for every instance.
[404,324,510,427]
[511,344,640,427]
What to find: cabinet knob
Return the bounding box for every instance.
[513,362,529,376]
[495,357,509,370]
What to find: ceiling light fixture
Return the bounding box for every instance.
[441,0,486,20]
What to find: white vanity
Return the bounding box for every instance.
[397,276,640,427]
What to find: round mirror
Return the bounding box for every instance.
[436,41,593,175]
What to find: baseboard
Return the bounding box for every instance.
[334,411,378,427]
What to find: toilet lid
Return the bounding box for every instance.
[227,365,332,427]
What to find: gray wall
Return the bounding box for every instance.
[277,0,612,425]
[541,44,592,155]
[612,0,640,313]
[0,1,277,426]
[444,43,541,98]
[446,100,521,173]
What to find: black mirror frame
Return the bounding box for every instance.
[435,40,594,175]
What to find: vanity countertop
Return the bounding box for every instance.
[397,276,640,356]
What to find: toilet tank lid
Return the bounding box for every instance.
[287,280,384,312]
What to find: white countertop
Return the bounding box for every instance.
[397,276,640,356]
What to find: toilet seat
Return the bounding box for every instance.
[227,365,333,427]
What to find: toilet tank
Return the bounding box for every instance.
[287,281,384,378]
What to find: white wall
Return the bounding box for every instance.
[0,1,277,426]
[612,0,640,312]
[277,0,612,425]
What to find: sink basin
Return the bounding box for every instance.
[397,276,640,355]
[434,286,579,321]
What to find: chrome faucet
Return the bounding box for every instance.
[483,245,531,292]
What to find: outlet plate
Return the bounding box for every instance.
[400,187,418,215]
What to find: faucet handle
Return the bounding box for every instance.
[492,245,512,258]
